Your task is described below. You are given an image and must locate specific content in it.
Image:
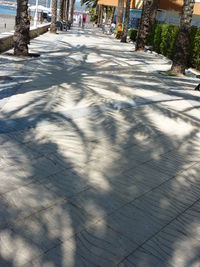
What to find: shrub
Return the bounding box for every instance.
[153,24,163,54]
[167,25,179,59]
[139,23,200,70]
[160,24,178,58]
[146,25,156,46]
[147,24,179,57]
[91,14,98,23]
[189,26,200,70]
[129,28,138,42]
[159,24,169,56]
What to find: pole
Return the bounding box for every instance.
[34,0,39,28]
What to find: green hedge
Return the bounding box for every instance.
[147,23,200,70]
[189,27,200,70]
[129,28,138,42]
[147,24,179,59]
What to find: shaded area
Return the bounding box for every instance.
[0,26,200,267]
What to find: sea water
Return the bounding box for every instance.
[0,5,16,15]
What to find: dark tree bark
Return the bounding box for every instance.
[59,0,64,21]
[66,0,70,22]
[100,5,104,26]
[171,0,195,74]
[95,3,99,19]
[14,0,30,56]
[70,0,76,24]
[50,0,57,33]
[117,0,124,25]
[135,0,158,51]
[98,5,103,27]
[63,0,67,21]
[111,7,116,23]
[105,7,109,24]
[97,5,100,25]
[121,0,131,43]
[195,83,200,91]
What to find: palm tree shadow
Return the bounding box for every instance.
[0,26,200,267]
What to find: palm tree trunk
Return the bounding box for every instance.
[171,0,194,74]
[63,0,67,21]
[66,0,70,22]
[97,5,101,26]
[136,0,158,51]
[111,7,116,23]
[98,5,103,27]
[101,5,104,26]
[121,0,131,43]
[117,0,124,25]
[105,7,109,24]
[70,0,76,24]
[14,0,30,56]
[50,0,57,33]
[59,0,64,21]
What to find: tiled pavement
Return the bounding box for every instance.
[0,25,200,267]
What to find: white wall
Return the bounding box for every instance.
[157,9,200,26]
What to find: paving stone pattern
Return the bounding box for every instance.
[0,26,200,267]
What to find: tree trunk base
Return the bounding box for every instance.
[121,36,127,43]
[50,26,57,34]
[14,0,30,57]
[195,84,200,91]
[116,31,123,39]
[14,48,29,57]
[171,64,185,76]
[135,47,145,52]
[28,53,40,57]
[13,52,40,57]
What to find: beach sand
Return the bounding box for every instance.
[0,13,15,33]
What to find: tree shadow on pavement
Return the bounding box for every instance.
[0,27,200,267]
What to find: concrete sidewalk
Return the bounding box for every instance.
[0,26,200,267]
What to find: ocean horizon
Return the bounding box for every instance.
[0,5,16,15]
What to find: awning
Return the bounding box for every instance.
[29,5,50,13]
[98,0,136,8]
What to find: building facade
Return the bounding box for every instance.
[98,0,200,26]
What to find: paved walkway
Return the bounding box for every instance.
[1,25,200,267]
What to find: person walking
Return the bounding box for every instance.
[79,15,82,27]
[82,14,86,29]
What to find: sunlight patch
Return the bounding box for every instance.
[171,227,200,267]
[0,229,41,266]
[88,170,111,192]
[149,110,193,137]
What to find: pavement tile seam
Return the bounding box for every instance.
[12,202,130,266]
[1,27,200,267]
[120,199,200,266]
[11,197,68,224]
[117,195,200,266]
[0,155,67,191]
[62,161,200,234]
[38,219,137,267]
[127,160,200,203]
[0,178,38,197]
[0,67,32,111]
[1,202,68,240]
[0,153,44,171]
[3,169,178,236]
[122,147,175,176]
[0,159,78,196]
[1,184,68,227]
